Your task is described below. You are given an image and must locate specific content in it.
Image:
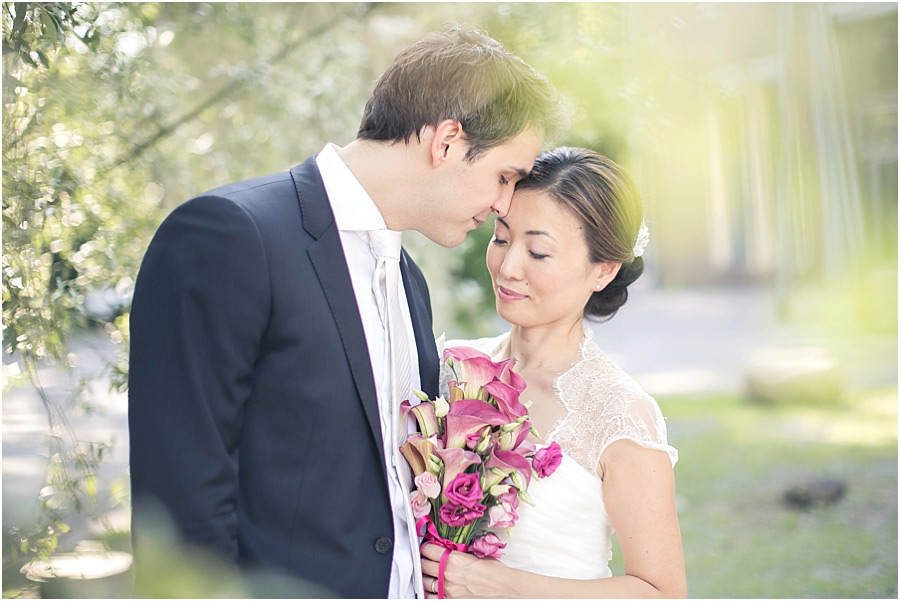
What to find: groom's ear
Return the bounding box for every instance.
[430,119,465,167]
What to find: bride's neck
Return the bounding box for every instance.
[507,320,585,374]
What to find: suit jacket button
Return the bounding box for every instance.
[374,536,393,554]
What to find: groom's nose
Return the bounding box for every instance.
[491,188,514,218]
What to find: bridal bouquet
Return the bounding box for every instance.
[400,345,562,562]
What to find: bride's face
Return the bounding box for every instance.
[486,189,618,329]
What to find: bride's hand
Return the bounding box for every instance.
[420,542,506,599]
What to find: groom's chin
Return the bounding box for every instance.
[426,229,468,248]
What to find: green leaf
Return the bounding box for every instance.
[40,10,58,46]
[11,2,27,38]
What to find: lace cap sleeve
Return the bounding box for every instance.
[550,333,678,475]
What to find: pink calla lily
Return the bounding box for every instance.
[442,346,492,362]
[444,399,508,449]
[447,382,465,404]
[483,380,529,422]
[399,434,441,477]
[483,448,532,490]
[400,399,438,439]
[444,347,504,399]
[515,439,538,457]
[497,358,527,393]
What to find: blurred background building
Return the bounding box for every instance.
[624,3,896,297]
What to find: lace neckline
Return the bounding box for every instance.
[491,326,597,446]
[460,325,676,475]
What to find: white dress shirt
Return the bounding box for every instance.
[316,143,422,599]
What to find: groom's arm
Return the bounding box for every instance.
[128,195,270,560]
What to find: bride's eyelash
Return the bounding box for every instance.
[492,238,547,259]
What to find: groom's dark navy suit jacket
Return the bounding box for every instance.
[128,156,441,597]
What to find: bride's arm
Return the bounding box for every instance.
[420,439,686,598]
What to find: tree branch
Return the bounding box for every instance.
[109,3,382,170]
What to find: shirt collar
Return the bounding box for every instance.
[316,142,387,232]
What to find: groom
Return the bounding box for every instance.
[128,24,565,598]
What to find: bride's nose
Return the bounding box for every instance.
[498,247,525,281]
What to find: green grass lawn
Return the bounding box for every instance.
[610,387,898,598]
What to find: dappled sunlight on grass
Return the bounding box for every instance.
[621,388,898,598]
[663,387,898,447]
[773,389,898,447]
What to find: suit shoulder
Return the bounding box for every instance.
[203,170,294,202]
[168,168,304,236]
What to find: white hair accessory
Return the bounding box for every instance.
[632,221,649,258]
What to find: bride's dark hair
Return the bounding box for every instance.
[515,147,645,321]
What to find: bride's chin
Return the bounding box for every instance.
[495,304,520,325]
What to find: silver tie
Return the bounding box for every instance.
[369,230,414,452]
[370,229,422,598]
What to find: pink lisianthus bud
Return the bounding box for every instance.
[444,472,483,508]
[438,502,485,527]
[410,490,431,519]
[532,441,563,478]
[469,532,506,559]
[489,483,512,498]
[487,502,518,528]
[414,472,441,499]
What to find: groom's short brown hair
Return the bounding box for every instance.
[357,23,567,161]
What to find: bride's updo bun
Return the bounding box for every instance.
[515,147,645,321]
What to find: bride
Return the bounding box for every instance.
[419,147,686,598]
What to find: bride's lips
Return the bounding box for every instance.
[496,285,527,302]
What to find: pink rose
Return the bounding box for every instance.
[444,472,483,508]
[469,532,506,559]
[410,490,431,519]
[414,472,441,499]
[438,502,485,527]
[532,441,563,478]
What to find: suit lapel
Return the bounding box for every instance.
[290,158,384,455]
[400,253,440,399]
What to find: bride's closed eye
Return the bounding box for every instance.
[490,237,549,260]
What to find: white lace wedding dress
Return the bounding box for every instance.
[443,327,677,580]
